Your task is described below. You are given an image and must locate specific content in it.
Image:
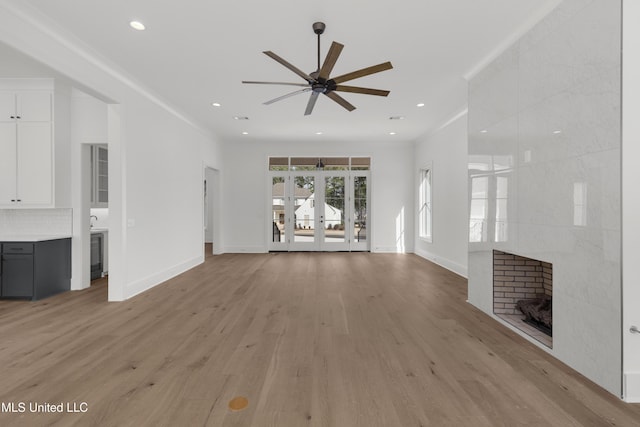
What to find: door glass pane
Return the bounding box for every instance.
[291,157,319,171]
[269,157,289,171]
[354,176,367,242]
[293,176,315,242]
[271,177,285,242]
[324,176,345,243]
[323,157,349,171]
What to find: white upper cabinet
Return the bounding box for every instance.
[1,89,52,122]
[0,122,17,200]
[16,91,52,122]
[0,80,54,208]
[17,122,53,205]
[0,91,16,121]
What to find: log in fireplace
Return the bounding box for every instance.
[516,296,552,336]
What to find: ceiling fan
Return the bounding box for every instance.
[242,22,393,115]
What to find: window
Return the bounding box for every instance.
[268,157,370,171]
[269,157,289,171]
[419,168,432,241]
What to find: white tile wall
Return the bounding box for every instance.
[0,208,72,236]
[468,0,622,395]
[90,208,109,229]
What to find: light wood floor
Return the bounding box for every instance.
[1,252,639,426]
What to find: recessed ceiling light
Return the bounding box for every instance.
[129,21,146,31]
[242,132,249,135]
[234,116,249,120]
[211,102,221,107]
[389,132,397,135]
[389,116,405,120]
[480,129,488,133]
[315,131,323,135]
[416,103,425,107]
[553,130,562,134]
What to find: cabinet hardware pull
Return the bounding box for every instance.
[10,116,15,119]
[16,116,21,119]
[631,326,640,334]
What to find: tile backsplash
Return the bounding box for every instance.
[0,209,73,236]
[90,208,109,229]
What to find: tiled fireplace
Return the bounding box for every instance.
[493,250,552,347]
[468,0,622,395]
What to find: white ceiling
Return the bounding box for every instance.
[15,0,560,143]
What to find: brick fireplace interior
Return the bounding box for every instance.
[493,250,552,348]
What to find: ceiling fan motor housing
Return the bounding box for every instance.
[313,22,326,35]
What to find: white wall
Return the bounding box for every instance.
[0,3,224,301]
[468,0,622,396]
[72,89,108,144]
[53,79,72,208]
[622,0,640,403]
[222,139,414,253]
[413,111,469,277]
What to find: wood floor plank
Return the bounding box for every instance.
[1,252,639,426]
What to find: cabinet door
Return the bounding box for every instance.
[91,145,109,207]
[1,254,34,298]
[0,123,17,204]
[0,92,16,122]
[16,122,52,205]
[16,92,52,122]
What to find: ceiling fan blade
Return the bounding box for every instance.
[334,85,390,97]
[243,81,309,87]
[325,91,356,112]
[318,42,344,81]
[264,88,311,105]
[263,51,314,82]
[331,61,393,84]
[304,92,320,116]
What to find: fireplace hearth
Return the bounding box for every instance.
[493,250,553,347]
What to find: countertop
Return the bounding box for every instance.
[0,235,72,242]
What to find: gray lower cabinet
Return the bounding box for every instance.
[90,233,103,280]
[0,238,71,301]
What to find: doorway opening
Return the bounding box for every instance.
[204,166,221,256]
[89,144,108,285]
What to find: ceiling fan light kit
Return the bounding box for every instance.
[242,22,392,115]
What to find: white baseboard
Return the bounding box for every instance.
[223,246,267,254]
[624,372,640,402]
[372,246,404,253]
[414,248,468,278]
[124,255,203,300]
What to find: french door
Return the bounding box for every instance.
[269,171,369,251]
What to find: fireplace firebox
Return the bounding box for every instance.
[493,250,552,347]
